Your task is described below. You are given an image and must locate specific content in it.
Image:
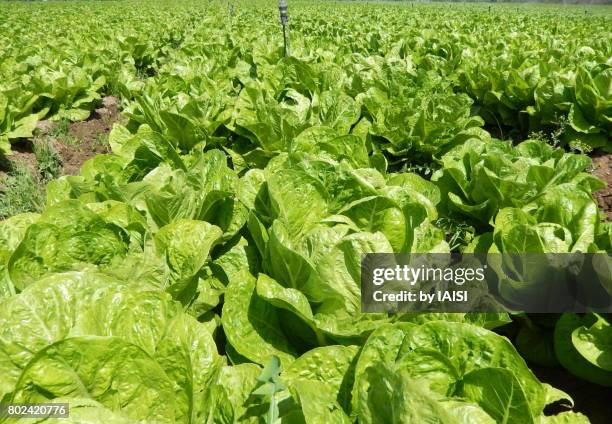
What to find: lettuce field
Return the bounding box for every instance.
[0,0,611,423]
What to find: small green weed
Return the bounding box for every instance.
[528,115,594,155]
[34,140,63,181]
[434,217,475,252]
[48,119,81,146]
[0,161,45,219]
[93,132,109,151]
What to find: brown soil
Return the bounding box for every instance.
[2,96,121,179]
[591,152,612,221]
[60,96,121,175]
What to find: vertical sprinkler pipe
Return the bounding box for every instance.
[279,0,290,56]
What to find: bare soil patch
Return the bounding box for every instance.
[1,95,121,193]
[591,152,611,221]
[28,96,121,177]
[70,96,119,144]
[60,96,121,175]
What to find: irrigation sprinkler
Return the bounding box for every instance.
[279,0,290,57]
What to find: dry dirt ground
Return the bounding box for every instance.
[1,96,121,178]
[51,96,121,175]
[591,152,612,221]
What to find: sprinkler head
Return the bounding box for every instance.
[279,0,289,26]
